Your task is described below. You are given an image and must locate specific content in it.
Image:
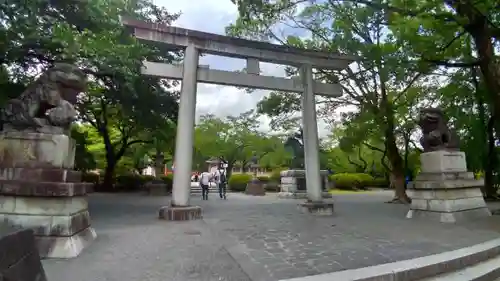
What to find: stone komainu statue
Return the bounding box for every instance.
[0,63,87,133]
[418,108,460,152]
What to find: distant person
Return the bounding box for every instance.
[218,170,227,200]
[212,169,220,190]
[199,171,211,200]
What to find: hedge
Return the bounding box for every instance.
[370,177,389,187]
[82,171,389,193]
[228,174,253,192]
[329,173,388,190]
[257,175,271,182]
[83,172,173,193]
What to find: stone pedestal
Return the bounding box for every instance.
[278,170,331,199]
[0,132,96,258]
[298,201,334,216]
[158,205,202,221]
[407,151,491,223]
[245,180,266,196]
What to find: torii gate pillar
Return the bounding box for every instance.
[300,65,323,203]
[158,44,203,220]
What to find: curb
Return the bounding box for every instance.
[279,238,500,281]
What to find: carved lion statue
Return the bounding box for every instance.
[418,108,460,152]
[0,63,87,132]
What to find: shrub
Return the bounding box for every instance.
[257,175,271,183]
[370,178,389,187]
[115,174,145,191]
[229,173,253,192]
[142,175,156,183]
[81,172,100,184]
[329,173,374,190]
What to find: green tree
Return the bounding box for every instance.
[0,0,180,188]
[194,110,282,179]
[71,125,97,172]
[377,0,500,139]
[227,1,440,203]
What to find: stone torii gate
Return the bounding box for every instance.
[122,18,356,220]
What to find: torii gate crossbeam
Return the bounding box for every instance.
[122,17,356,219]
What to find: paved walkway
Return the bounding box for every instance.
[43,191,500,281]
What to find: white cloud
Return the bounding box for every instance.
[151,0,333,137]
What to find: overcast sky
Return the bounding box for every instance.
[152,0,332,136]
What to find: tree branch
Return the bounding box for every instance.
[362,141,385,153]
[422,58,481,68]
[394,73,423,102]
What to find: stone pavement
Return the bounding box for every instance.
[43,191,500,281]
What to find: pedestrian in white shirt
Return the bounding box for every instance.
[199,171,212,200]
[212,169,220,187]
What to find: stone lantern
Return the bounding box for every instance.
[245,153,265,196]
[154,152,165,178]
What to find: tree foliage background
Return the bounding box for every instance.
[227,0,500,201]
[3,0,500,201]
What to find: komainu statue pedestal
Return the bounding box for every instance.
[0,131,96,258]
[278,170,332,199]
[406,150,491,223]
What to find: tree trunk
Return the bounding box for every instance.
[381,101,410,203]
[485,116,498,199]
[385,133,411,204]
[403,134,410,189]
[379,83,411,204]
[102,157,117,191]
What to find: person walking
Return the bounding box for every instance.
[199,170,211,200]
[218,170,227,199]
[212,169,220,194]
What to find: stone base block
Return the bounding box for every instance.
[245,181,265,196]
[406,208,492,223]
[0,132,75,169]
[415,171,474,182]
[298,201,334,216]
[0,210,91,236]
[0,194,96,258]
[158,205,202,221]
[420,151,467,173]
[413,179,484,189]
[407,187,491,223]
[36,226,97,258]
[278,191,332,199]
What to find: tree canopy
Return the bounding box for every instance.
[228,0,500,201]
[1,0,180,189]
